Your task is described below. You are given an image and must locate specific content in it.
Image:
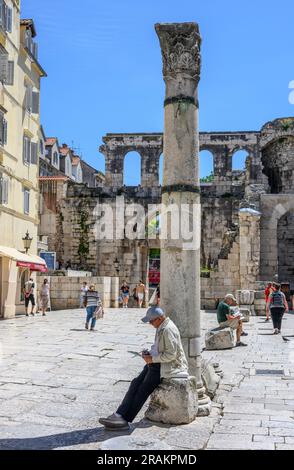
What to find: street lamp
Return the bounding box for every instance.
[22,231,33,254]
[114,257,120,274]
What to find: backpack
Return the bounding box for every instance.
[270,291,284,308]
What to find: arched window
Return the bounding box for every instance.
[200,150,214,182]
[232,150,248,171]
[124,151,141,186]
[159,153,164,185]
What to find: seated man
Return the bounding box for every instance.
[99,306,189,430]
[217,294,248,347]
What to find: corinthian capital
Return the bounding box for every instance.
[155,22,201,84]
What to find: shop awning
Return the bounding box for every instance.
[0,246,48,272]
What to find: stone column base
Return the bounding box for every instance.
[145,377,198,425]
[196,385,212,417]
[201,359,221,398]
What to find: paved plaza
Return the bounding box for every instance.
[0,308,294,450]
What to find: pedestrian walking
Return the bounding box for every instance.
[80,281,89,308]
[267,282,289,334]
[24,277,36,317]
[155,284,160,305]
[120,281,130,309]
[84,284,102,331]
[135,280,146,308]
[264,282,273,322]
[39,279,50,316]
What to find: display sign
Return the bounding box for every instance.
[40,252,56,271]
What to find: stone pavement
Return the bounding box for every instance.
[0,308,294,450]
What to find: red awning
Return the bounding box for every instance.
[16,261,48,273]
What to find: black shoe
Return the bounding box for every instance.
[241,332,248,337]
[236,341,248,347]
[99,414,129,430]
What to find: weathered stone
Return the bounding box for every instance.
[201,360,221,398]
[240,308,250,323]
[100,436,172,451]
[205,328,235,350]
[236,290,255,305]
[145,377,198,425]
[155,22,211,416]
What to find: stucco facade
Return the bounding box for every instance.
[0,1,46,318]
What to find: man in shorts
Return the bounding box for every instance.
[217,294,247,347]
[24,277,36,317]
[135,280,146,308]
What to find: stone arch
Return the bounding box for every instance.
[260,197,294,281]
[277,210,294,286]
[231,149,249,171]
[199,149,214,182]
[261,136,294,194]
[124,151,142,186]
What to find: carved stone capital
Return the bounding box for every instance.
[155,22,201,85]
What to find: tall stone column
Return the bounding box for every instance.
[155,22,211,415]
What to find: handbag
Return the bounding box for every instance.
[94,305,104,320]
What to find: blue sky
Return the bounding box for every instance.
[22,0,294,182]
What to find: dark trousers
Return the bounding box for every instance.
[270,307,285,330]
[117,364,161,423]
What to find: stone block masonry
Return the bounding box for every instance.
[37,276,119,310]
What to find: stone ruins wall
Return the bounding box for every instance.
[37,275,119,310]
[38,117,294,306]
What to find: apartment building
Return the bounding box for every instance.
[0,1,47,318]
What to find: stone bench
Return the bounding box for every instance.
[145,376,198,425]
[205,327,235,350]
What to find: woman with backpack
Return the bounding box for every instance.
[267,282,289,334]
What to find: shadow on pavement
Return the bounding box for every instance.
[0,426,132,450]
[0,419,173,450]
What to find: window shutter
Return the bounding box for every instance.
[24,190,30,214]
[32,42,38,59]
[0,114,3,145]
[0,49,8,83]
[3,176,8,203]
[7,61,14,85]
[25,30,31,50]
[23,136,31,164]
[0,173,3,204]
[27,138,31,164]
[0,1,5,30]
[6,6,12,33]
[32,92,39,114]
[31,142,38,164]
[3,117,7,145]
[26,85,33,111]
[23,136,27,163]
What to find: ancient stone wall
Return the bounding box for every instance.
[37,275,118,310]
[39,117,294,305]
